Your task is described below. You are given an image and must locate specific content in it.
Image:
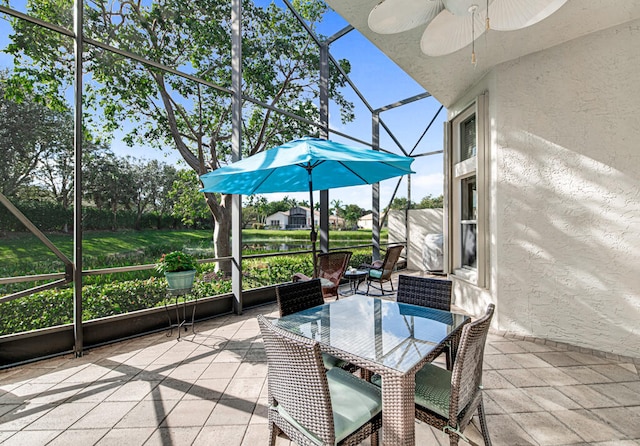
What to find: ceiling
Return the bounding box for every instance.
[325,0,640,107]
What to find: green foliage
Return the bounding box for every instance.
[0,276,233,335]
[417,194,444,209]
[155,251,199,273]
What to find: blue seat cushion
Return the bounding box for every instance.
[370,363,452,419]
[368,269,383,279]
[414,363,452,418]
[276,367,382,445]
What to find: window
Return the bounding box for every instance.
[447,95,488,287]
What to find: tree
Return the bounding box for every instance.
[386,197,415,211]
[130,159,178,230]
[0,73,71,199]
[5,0,353,273]
[168,170,212,229]
[417,194,444,209]
[342,203,366,228]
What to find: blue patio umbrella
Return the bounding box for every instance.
[200,137,414,276]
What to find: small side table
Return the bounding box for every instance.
[164,288,198,340]
[341,270,368,297]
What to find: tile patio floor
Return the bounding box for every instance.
[1,273,639,446]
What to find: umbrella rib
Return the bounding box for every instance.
[337,160,407,185]
[249,169,278,195]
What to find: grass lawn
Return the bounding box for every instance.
[0,228,385,265]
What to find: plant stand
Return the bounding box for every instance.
[164,288,198,341]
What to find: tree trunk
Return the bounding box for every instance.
[206,192,232,276]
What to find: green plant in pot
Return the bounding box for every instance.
[156,251,199,293]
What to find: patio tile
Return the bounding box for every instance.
[28,381,88,404]
[508,353,554,368]
[588,364,640,382]
[221,377,265,401]
[520,386,582,411]
[589,406,640,438]
[143,426,202,446]
[192,424,246,446]
[559,366,613,384]
[556,384,619,409]
[24,401,97,430]
[183,378,229,401]
[565,351,616,365]
[199,362,240,380]
[160,399,216,428]
[250,397,269,424]
[485,388,545,413]
[72,401,139,429]
[144,378,192,401]
[512,340,560,353]
[0,403,55,431]
[47,428,109,446]
[104,379,161,402]
[115,399,179,428]
[484,414,537,445]
[483,353,523,370]
[166,362,209,382]
[491,341,528,354]
[0,429,61,446]
[0,382,55,404]
[234,362,268,379]
[242,423,270,446]
[206,397,255,426]
[64,381,121,403]
[535,351,585,367]
[552,409,627,442]
[94,427,155,446]
[511,411,583,445]
[529,366,580,386]
[498,368,550,388]
[590,382,640,406]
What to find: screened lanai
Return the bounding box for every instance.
[0,0,443,366]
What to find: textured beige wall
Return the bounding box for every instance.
[452,19,640,357]
[388,209,443,270]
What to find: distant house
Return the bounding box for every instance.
[264,206,345,229]
[265,211,289,229]
[358,213,372,230]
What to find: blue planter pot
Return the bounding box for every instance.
[165,270,196,294]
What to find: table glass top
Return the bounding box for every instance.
[274,295,469,373]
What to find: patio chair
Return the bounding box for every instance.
[396,275,455,369]
[292,251,352,299]
[275,279,356,372]
[257,314,382,446]
[358,245,404,296]
[413,303,495,446]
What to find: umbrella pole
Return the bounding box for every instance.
[306,167,318,278]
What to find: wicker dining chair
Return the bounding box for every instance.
[396,275,456,369]
[292,251,352,299]
[257,315,382,446]
[359,244,404,296]
[275,279,354,372]
[413,303,495,446]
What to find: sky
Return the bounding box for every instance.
[0,1,446,210]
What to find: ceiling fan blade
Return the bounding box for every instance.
[368,0,445,34]
[490,0,568,31]
[420,8,487,56]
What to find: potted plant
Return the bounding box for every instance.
[156,251,199,293]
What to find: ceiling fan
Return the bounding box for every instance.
[368,0,568,59]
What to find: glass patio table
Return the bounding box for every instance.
[273,294,470,446]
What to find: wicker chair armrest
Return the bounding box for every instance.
[292,272,312,282]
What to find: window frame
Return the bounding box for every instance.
[445,94,489,288]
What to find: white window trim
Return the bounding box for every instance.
[445,94,489,288]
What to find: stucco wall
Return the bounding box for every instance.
[452,19,640,357]
[388,209,443,271]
